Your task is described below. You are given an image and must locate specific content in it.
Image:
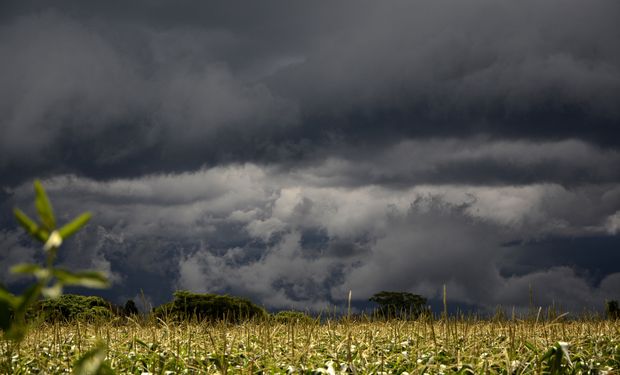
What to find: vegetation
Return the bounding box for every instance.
[370,291,428,320]
[123,299,139,316]
[606,300,619,320]
[272,310,315,324]
[2,314,619,373]
[0,180,112,374]
[152,290,267,322]
[30,294,115,323]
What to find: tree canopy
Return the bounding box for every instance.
[152,290,267,322]
[369,291,428,319]
[31,294,115,322]
[606,300,619,320]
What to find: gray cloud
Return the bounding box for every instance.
[0,1,619,186]
[5,169,619,312]
[1,1,619,313]
[0,230,38,285]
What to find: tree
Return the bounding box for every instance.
[32,294,114,322]
[606,300,619,320]
[124,299,139,316]
[369,291,427,320]
[152,290,267,322]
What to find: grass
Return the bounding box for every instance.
[2,314,619,374]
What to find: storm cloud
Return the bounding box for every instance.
[1,1,619,313]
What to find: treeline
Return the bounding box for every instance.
[19,291,620,324]
[23,291,316,323]
[23,291,266,323]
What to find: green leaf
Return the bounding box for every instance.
[4,284,41,341]
[14,283,41,318]
[13,208,38,234]
[53,269,109,289]
[4,322,27,342]
[11,263,49,279]
[524,340,538,353]
[0,286,20,308]
[58,212,92,239]
[14,208,48,242]
[73,342,115,375]
[34,179,56,230]
[540,345,556,362]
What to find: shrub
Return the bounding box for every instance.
[31,294,115,322]
[369,291,428,320]
[152,290,267,322]
[273,310,315,324]
[606,300,619,320]
[124,299,139,316]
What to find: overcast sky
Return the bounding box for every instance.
[1,0,619,314]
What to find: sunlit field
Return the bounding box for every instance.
[3,314,619,374]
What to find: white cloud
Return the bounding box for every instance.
[5,162,619,310]
[604,212,620,234]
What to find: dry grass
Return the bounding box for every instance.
[2,315,619,374]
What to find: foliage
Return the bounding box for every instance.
[29,294,115,322]
[0,180,108,340]
[0,180,112,374]
[3,316,619,373]
[273,310,315,324]
[369,291,428,319]
[152,290,267,322]
[73,341,115,375]
[606,300,619,319]
[123,299,139,316]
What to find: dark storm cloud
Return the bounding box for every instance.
[1,1,620,313]
[1,0,619,187]
[288,138,620,188]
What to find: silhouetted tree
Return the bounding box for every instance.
[124,299,139,316]
[369,291,427,319]
[606,300,619,320]
[152,291,267,322]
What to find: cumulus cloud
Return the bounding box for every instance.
[604,212,620,234]
[4,166,619,311]
[1,1,619,312]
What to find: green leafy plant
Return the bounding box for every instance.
[0,180,113,374]
[1,180,108,340]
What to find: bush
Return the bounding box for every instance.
[273,310,315,324]
[30,294,115,322]
[152,291,267,322]
[606,300,619,320]
[369,291,428,320]
[123,299,139,316]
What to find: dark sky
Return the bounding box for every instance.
[1,0,619,313]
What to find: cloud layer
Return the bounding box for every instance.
[1,1,619,184]
[4,166,619,312]
[1,1,619,313]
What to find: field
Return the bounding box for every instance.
[2,315,619,374]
